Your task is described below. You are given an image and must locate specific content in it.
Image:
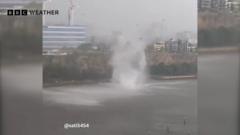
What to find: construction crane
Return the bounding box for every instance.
[43,0,79,25]
[68,0,79,25]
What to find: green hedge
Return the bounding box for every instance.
[149,63,197,76]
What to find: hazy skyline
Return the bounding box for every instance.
[45,0,197,39]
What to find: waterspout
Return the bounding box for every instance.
[111,35,147,89]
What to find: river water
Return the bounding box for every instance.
[43,80,197,135]
[198,53,239,135]
[1,53,239,135]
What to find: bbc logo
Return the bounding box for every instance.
[7,9,28,16]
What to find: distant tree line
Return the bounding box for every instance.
[198,11,240,47]
[149,63,197,76]
[0,15,42,59]
[43,50,112,84]
[43,47,197,85]
[43,62,112,84]
[199,27,240,47]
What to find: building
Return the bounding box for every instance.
[211,0,226,10]
[178,40,197,53]
[198,0,240,11]
[225,0,240,12]
[198,0,225,10]
[187,43,197,52]
[177,40,188,53]
[165,39,178,53]
[199,0,212,9]
[43,25,87,55]
[42,0,90,55]
[165,38,197,53]
[153,41,165,52]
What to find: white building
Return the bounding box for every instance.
[153,41,165,52]
[199,0,212,9]
[43,25,87,55]
[187,44,197,52]
[42,0,90,55]
[225,0,240,12]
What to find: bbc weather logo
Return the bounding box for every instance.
[7,9,28,16]
[3,9,59,16]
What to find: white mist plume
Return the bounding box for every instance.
[111,34,147,89]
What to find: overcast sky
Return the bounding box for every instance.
[45,0,197,39]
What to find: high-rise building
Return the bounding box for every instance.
[211,0,226,9]
[225,0,240,12]
[198,0,212,9]
[198,0,240,11]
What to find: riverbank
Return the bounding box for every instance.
[43,79,110,88]
[198,46,239,54]
[150,75,197,80]
[43,75,197,88]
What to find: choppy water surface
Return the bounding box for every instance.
[43,79,197,135]
[198,53,239,135]
[2,53,238,135]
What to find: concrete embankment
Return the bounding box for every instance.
[198,46,239,54]
[43,79,111,88]
[44,75,197,88]
[150,75,197,80]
